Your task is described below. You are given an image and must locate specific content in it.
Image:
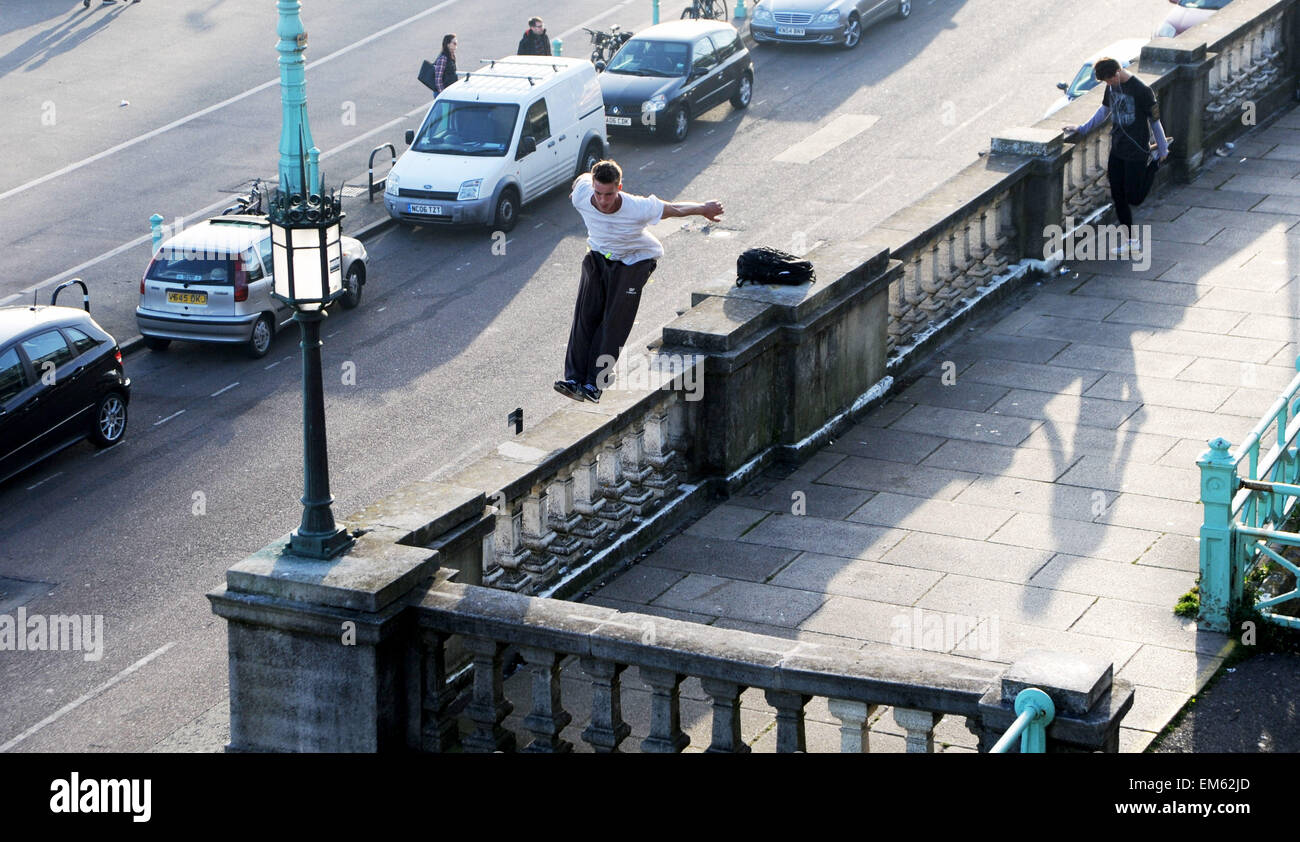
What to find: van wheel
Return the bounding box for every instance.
[89,391,127,448]
[143,336,171,351]
[493,187,519,233]
[247,314,274,359]
[578,140,603,177]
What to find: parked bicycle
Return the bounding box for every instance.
[681,0,728,20]
[221,178,266,216]
[584,25,633,64]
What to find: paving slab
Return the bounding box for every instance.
[988,511,1161,564]
[641,534,799,583]
[921,437,1080,483]
[845,491,1015,541]
[875,530,1056,584]
[736,512,909,561]
[1029,554,1195,606]
[915,574,1098,632]
[766,552,943,606]
[814,454,980,500]
[1133,533,1200,573]
[1083,371,1235,412]
[729,477,874,521]
[896,375,1010,413]
[651,573,825,629]
[823,425,946,465]
[887,404,1041,447]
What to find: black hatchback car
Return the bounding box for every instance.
[0,300,130,485]
[598,19,753,144]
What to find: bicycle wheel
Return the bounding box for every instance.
[710,0,729,19]
[681,5,698,19]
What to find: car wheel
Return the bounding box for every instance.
[578,139,603,177]
[142,336,171,352]
[842,14,862,49]
[666,106,690,143]
[731,71,753,109]
[89,391,127,448]
[898,0,911,18]
[493,186,520,233]
[340,264,364,309]
[247,314,274,359]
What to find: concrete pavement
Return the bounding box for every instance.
[577,105,1300,752]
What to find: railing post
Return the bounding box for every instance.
[462,637,516,753]
[893,708,936,753]
[580,658,631,752]
[519,646,573,753]
[765,690,811,753]
[419,629,459,752]
[640,668,690,753]
[828,699,877,753]
[701,678,750,753]
[1198,437,1238,632]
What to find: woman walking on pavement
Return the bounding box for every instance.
[432,34,459,95]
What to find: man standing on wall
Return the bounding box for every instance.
[1065,58,1170,252]
[555,160,723,403]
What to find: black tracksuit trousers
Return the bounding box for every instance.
[1108,153,1159,230]
[563,251,657,387]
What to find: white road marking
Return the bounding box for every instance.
[0,642,177,752]
[264,360,282,370]
[774,114,880,164]
[934,92,1013,147]
[851,174,895,203]
[0,0,468,205]
[639,161,655,170]
[25,472,64,491]
[210,382,240,397]
[534,222,545,228]
[152,410,185,427]
[557,0,638,41]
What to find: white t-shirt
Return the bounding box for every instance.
[571,174,665,265]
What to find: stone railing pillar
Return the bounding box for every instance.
[893,708,937,753]
[463,636,516,753]
[701,678,751,753]
[640,667,690,753]
[765,690,811,753]
[991,128,1069,265]
[828,699,878,753]
[419,629,459,752]
[519,646,573,753]
[580,658,631,752]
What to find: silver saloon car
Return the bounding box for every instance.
[750,0,910,49]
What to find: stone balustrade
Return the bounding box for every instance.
[415,581,1131,753]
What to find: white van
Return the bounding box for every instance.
[384,56,607,232]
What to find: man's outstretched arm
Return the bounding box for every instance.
[662,200,724,221]
[1064,104,1110,138]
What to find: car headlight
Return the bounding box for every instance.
[814,11,840,24]
[457,179,482,201]
[643,94,667,112]
[385,174,399,196]
[752,6,773,24]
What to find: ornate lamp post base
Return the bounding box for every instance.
[289,526,354,560]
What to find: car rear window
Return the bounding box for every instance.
[147,252,236,284]
[0,347,27,404]
[64,327,100,355]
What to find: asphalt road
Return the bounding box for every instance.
[0,0,1174,751]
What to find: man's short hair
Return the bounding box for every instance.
[592,160,622,184]
[529,16,543,27]
[1094,58,1121,81]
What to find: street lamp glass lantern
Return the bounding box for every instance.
[271,219,343,310]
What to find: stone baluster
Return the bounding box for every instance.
[918,238,944,316]
[902,251,926,337]
[597,438,633,532]
[545,471,587,565]
[420,629,459,752]
[828,699,879,753]
[1083,135,1108,205]
[488,498,530,592]
[642,406,680,502]
[994,194,1018,264]
[945,223,971,297]
[1061,142,1082,215]
[519,646,572,753]
[640,668,690,753]
[765,690,811,753]
[893,707,937,753]
[963,214,992,287]
[619,426,656,517]
[701,679,751,753]
[462,637,516,753]
[519,486,558,585]
[580,658,631,752]
[570,451,610,550]
[886,275,906,355]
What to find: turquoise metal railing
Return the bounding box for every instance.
[1199,358,1300,632]
[990,688,1054,754]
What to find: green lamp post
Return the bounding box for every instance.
[270,0,352,560]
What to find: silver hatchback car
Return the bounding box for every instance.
[135,216,368,358]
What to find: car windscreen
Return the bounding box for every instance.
[1066,63,1100,100]
[1179,0,1232,8]
[412,101,519,156]
[606,40,690,77]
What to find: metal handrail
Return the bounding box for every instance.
[990,688,1055,754]
[367,143,396,202]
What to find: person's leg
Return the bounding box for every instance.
[584,258,657,388]
[563,252,608,384]
[1108,153,1133,245]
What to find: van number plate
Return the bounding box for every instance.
[605,116,632,126]
[167,290,207,305]
[408,203,443,215]
[776,26,805,35]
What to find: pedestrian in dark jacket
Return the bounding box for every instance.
[432,34,459,95]
[517,17,552,56]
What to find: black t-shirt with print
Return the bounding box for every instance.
[1103,76,1159,161]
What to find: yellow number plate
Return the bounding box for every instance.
[167,290,208,305]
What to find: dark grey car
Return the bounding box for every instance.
[750,0,910,48]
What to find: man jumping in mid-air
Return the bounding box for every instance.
[555,159,723,403]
